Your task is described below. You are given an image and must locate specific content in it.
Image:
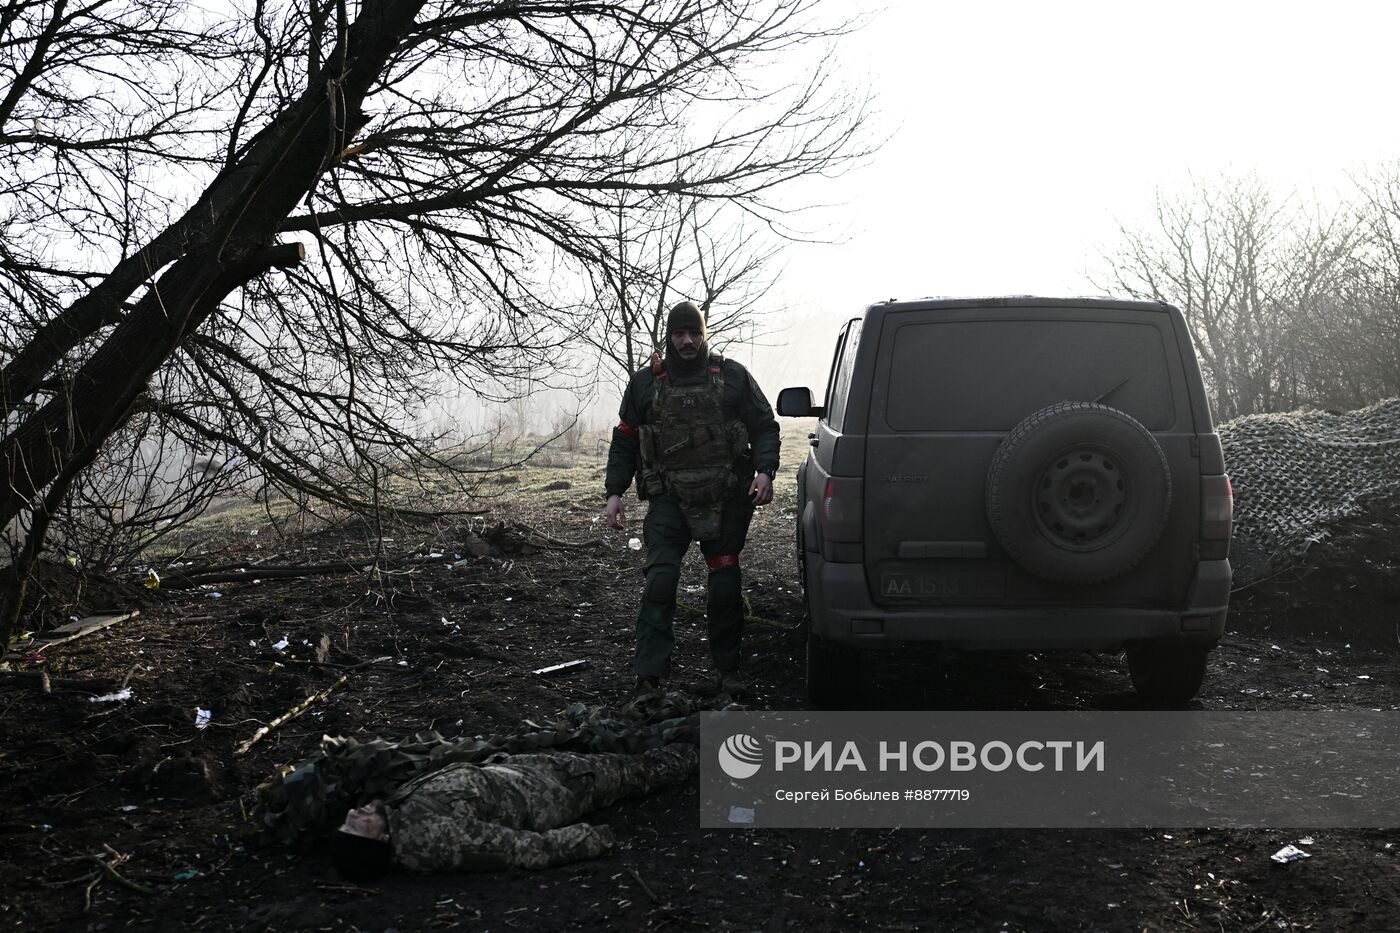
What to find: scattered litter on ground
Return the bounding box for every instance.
[532,660,589,677]
[1271,845,1311,864]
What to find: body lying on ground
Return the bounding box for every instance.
[333,743,698,879]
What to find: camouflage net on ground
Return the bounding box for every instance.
[254,692,718,845]
[1222,398,1400,585]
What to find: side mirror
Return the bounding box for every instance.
[777,386,825,418]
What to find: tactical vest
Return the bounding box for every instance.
[636,354,750,538]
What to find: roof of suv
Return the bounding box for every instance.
[872,296,1173,314]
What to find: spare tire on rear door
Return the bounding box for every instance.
[985,401,1171,585]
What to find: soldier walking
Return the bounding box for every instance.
[603,301,780,699]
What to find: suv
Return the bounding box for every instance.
[777,297,1232,706]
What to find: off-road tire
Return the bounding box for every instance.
[806,635,859,709]
[986,402,1172,585]
[1126,645,1209,703]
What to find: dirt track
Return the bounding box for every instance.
[3,481,1400,932]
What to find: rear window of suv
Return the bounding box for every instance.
[884,318,1175,431]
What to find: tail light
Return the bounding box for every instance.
[821,476,863,542]
[1200,474,1232,560]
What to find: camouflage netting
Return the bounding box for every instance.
[254,692,720,845]
[1222,398,1400,586]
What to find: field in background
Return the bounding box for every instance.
[151,418,820,562]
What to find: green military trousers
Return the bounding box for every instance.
[633,494,754,679]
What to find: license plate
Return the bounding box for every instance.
[880,570,1005,598]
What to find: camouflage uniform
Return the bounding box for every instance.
[605,348,780,679]
[386,744,697,872]
[255,693,708,844]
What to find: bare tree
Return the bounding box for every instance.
[0,0,869,641]
[581,193,787,383]
[1096,171,1400,419]
[1099,176,1320,419]
[1345,161,1400,398]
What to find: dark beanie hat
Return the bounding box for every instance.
[666,301,706,339]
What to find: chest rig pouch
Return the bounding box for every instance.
[637,356,750,540]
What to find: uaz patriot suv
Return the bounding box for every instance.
[777,297,1232,706]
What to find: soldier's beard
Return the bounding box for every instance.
[666,340,707,375]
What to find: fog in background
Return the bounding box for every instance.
[503,0,1400,433]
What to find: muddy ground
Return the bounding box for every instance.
[3,474,1400,933]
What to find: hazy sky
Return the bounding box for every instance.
[742,0,1400,393]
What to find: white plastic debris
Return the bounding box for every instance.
[1271,844,1310,864]
[627,537,642,551]
[207,591,223,599]
[427,552,443,559]
[249,640,257,647]
[271,636,289,651]
[116,805,139,812]
[397,660,409,666]
[89,688,133,703]
[195,708,212,730]
[1298,836,1315,845]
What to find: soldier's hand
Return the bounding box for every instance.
[749,473,773,506]
[605,494,626,529]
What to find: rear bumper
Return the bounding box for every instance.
[806,556,1231,651]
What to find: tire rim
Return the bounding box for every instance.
[1032,446,1130,550]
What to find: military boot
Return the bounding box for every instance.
[717,670,748,698]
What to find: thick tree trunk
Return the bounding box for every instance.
[0,0,424,529]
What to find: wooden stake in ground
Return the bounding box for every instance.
[234,675,348,756]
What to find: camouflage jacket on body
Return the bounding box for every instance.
[605,349,780,499]
[387,744,697,872]
[254,692,709,845]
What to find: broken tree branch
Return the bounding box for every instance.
[234,675,348,756]
[513,522,604,550]
[60,849,156,896]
